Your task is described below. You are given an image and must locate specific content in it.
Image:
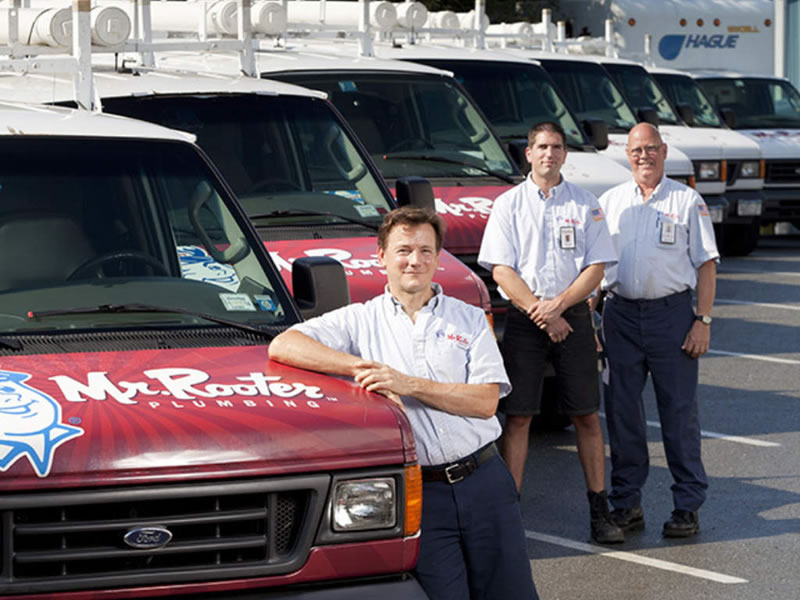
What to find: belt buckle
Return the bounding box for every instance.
[445,463,464,484]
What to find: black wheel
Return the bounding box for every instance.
[68,251,169,280]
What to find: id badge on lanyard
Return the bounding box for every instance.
[660,221,676,244]
[560,226,576,249]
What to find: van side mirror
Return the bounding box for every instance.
[507,139,529,172]
[637,107,660,126]
[292,256,350,319]
[719,107,737,129]
[582,119,609,150]
[676,103,695,125]
[395,176,435,211]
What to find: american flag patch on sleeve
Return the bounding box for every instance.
[592,207,604,221]
[697,204,710,217]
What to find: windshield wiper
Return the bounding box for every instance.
[26,303,279,339]
[380,153,517,184]
[248,209,380,231]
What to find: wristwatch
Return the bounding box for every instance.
[695,314,712,325]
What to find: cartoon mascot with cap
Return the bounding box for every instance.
[0,369,83,477]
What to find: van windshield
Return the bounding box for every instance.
[697,77,800,129]
[603,64,681,125]
[273,72,517,180]
[0,137,293,334]
[539,59,638,133]
[412,59,587,147]
[102,95,389,234]
[653,73,723,128]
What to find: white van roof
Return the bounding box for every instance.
[154,45,455,79]
[0,65,327,106]
[0,100,194,141]
[370,43,544,67]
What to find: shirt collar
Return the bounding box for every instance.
[383,283,443,315]
[527,173,564,201]
[631,174,667,202]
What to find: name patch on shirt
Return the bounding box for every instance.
[435,330,471,350]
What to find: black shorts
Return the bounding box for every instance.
[500,301,600,417]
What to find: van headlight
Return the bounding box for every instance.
[740,160,761,178]
[332,478,396,531]
[696,161,721,180]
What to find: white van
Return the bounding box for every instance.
[649,66,766,255]
[691,71,800,232]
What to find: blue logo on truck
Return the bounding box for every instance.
[0,369,83,477]
[659,34,739,61]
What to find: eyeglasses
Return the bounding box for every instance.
[628,144,663,157]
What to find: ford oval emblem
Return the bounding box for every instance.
[124,526,173,550]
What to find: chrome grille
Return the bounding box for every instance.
[0,476,328,595]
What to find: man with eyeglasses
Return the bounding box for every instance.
[598,123,719,539]
[478,121,622,545]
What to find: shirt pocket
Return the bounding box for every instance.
[552,218,586,256]
[426,336,470,382]
[655,218,688,251]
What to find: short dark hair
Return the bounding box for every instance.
[378,206,446,252]
[528,121,567,148]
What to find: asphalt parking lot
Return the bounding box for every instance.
[519,234,800,600]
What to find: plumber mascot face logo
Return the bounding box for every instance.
[0,369,83,477]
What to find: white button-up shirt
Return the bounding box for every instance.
[477,175,617,300]
[598,177,719,300]
[291,284,507,467]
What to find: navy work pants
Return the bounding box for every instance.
[414,454,539,600]
[601,291,708,512]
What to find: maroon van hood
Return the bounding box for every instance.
[0,346,415,491]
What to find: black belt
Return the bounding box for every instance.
[608,289,690,307]
[422,442,498,484]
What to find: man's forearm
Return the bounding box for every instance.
[696,260,717,315]
[269,330,360,377]
[492,265,539,312]
[554,263,606,312]
[406,379,499,419]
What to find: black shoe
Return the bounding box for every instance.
[663,510,699,538]
[610,506,645,532]
[588,491,625,544]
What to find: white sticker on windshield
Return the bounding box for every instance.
[325,190,365,204]
[220,293,256,312]
[354,204,380,218]
[178,246,240,292]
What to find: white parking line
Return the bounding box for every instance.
[597,412,780,447]
[718,268,800,278]
[715,298,800,311]
[526,530,748,584]
[707,349,800,365]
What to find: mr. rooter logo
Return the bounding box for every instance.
[1,367,335,477]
